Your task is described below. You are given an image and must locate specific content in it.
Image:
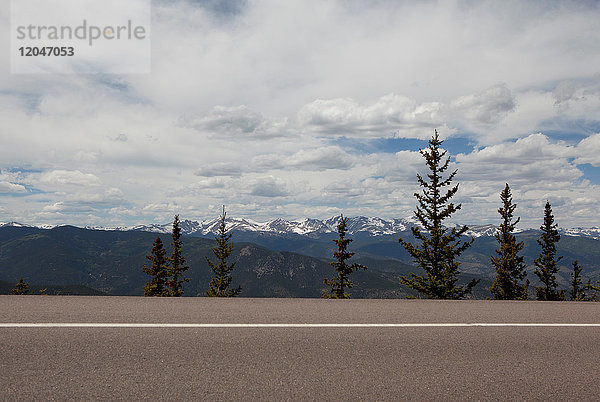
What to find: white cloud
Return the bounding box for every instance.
[42,202,66,212]
[36,188,125,216]
[2,1,600,228]
[195,162,242,177]
[375,151,423,182]
[296,95,443,138]
[287,146,357,170]
[248,176,290,197]
[450,84,516,126]
[39,170,102,186]
[553,79,600,120]
[180,105,288,139]
[553,80,580,106]
[0,170,28,194]
[456,134,572,165]
[129,0,600,116]
[186,177,231,190]
[455,134,581,194]
[0,181,27,193]
[322,179,365,198]
[251,146,357,171]
[68,187,124,204]
[573,134,600,167]
[142,202,180,213]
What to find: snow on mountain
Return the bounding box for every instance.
[264,218,332,235]
[0,222,67,230]
[4,218,600,240]
[37,224,59,230]
[177,219,205,234]
[464,224,498,238]
[131,223,172,234]
[86,216,412,237]
[228,218,269,233]
[561,227,600,240]
[325,216,410,236]
[0,219,522,238]
[0,221,29,228]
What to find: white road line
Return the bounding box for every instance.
[1,323,600,328]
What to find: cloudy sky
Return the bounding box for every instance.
[2,0,600,228]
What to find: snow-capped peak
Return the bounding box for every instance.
[5,217,600,240]
[560,227,600,240]
[0,221,29,228]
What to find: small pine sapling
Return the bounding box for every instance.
[12,277,29,295]
[166,215,190,296]
[143,236,169,296]
[322,215,367,299]
[490,184,529,300]
[206,206,241,297]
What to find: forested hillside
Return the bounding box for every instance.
[3,224,599,298]
[1,226,493,297]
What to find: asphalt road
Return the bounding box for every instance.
[2,296,600,400]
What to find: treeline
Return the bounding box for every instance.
[139,208,368,299]
[398,130,600,301]
[141,208,242,297]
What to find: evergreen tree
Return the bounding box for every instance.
[12,277,29,295]
[489,184,529,300]
[166,215,190,296]
[206,206,241,297]
[570,260,586,301]
[399,130,478,299]
[533,201,565,301]
[322,215,367,299]
[586,279,600,301]
[143,236,169,296]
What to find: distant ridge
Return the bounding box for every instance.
[3,217,600,239]
[3,216,417,237]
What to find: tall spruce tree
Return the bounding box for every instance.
[322,215,367,299]
[399,130,478,299]
[12,277,29,295]
[533,201,565,301]
[166,215,190,296]
[490,184,529,300]
[143,236,169,296]
[570,260,585,301]
[206,206,241,297]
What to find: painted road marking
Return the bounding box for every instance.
[1,323,600,328]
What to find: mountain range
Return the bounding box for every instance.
[0,225,441,298]
[1,214,600,298]
[3,215,600,239]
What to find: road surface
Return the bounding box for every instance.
[1,296,600,400]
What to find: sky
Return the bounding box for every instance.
[2,0,600,228]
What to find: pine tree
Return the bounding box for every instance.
[586,279,600,301]
[206,206,241,297]
[166,215,190,296]
[143,236,169,296]
[322,215,367,299]
[533,201,565,301]
[12,277,29,295]
[490,184,529,300]
[399,130,478,299]
[570,260,586,301]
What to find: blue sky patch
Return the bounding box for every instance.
[577,163,600,184]
[331,136,476,156]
